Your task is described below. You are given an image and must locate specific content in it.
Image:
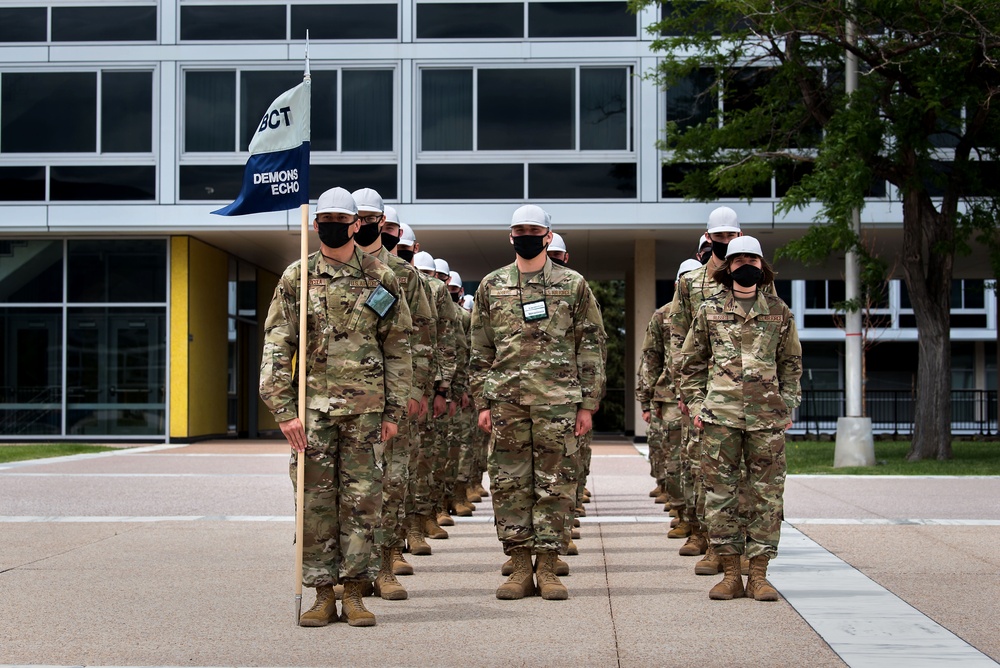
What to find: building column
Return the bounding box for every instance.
[627,239,656,441]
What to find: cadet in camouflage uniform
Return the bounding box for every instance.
[680,236,802,602]
[446,271,479,516]
[470,205,606,601]
[669,207,745,571]
[351,192,436,599]
[260,186,412,628]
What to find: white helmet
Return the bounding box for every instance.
[697,233,711,253]
[434,258,451,276]
[414,251,436,272]
[676,259,703,280]
[351,187,383,214]
[461,294,474,311]
[510,204,551,229]
[549,233,567,253]
[725,235,763,259]
[315,187,357,215]
[383,205,400,225]
[398,222,416,247]
[449,270,463,287]
[706,206,740,234]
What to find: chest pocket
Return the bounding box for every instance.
[541,296,573,340]
[490,289,524,335]
[750,316,783,363]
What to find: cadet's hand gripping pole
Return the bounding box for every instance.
[294,201,308,624]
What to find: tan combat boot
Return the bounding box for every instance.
[746,555,780,601]
[374,547,408,600]
[298,584,337,627]
[695,544,722,575]
[390,545,413,576]
[450,485,474,516]
[340,580,377,626]
[425,513,449,538]
[466,484,482,504]
[741,554,750,576]
[534,551,569,600]
[474,482,489,498]
[649,484,662,498]
[407,515,432,555]
[566,539,579,556]
[654,492,669,504]
[678,531,708,556]
[500,550,569,575]
[573,517,581,528]
[496,547,535,600]
[667,519,691,539]
[437,509,455,527]
[709,554,746,600]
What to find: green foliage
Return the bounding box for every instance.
[786,440,1000,475]
[0,444,118,464]
[589,280,627,432]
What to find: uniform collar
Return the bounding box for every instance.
[313,247,363,279]
[506,257,554,287]
[724,289,770,319]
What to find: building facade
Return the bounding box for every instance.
[1,1,995,440]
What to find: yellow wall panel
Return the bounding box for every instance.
[169,237,189,439]
[187,239,229,437]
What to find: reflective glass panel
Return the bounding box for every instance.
[52,6,157,41]
[0,166,45,201]
[240,71,302,150]
[102,72,154,153]
[342,70,394,151]
[417,3,523,39]
[0,240,63,304]
[478,69,574,150]
[529,2,635,38]
[416,163,523,199]
[580,67,628,150]
[0,307,62,435]
[1,72,97,153]
[421,69,473,151]
[181,5,286,40]
[179,165,243,200]
[67,239,167,303]
[667,68,715,132]
[291,4,397,40]
[308,164,398,199]
[0,7,46,42]
[529,163,636,198]
[66,307,166,436]
[50,166,156,201]
[185,71,236,152]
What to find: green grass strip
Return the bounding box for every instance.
[0,444,120,464]
[787,440,1000,475]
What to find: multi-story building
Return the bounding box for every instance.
[1,1,995,441]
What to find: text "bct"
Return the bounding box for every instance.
[258,106,293,132]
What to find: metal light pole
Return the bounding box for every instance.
[834,3,876,466]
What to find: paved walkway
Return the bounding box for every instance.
[1,439,998,667]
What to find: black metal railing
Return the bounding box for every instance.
[797,389,998,435]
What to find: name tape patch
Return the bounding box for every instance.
[757,315,784,322]
[706,314,734,321]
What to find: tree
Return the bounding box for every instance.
[589,280,626,432]
[630,0,1000,460]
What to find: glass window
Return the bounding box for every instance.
[529,162,636,198]
[667,68,715,132]
[0,307,63,435]
[580,67,629,150]
[953,279,986,309]
[529,2,635,38]
[291,4,397,40]
[102,72,154,153]
[421,69,473,151]
[309,164,398,199]
[185,71,236,152]
[50,166,156,201]
[66,308,166,435]
[661,162,716,198]
[52,6,157,42]
[417,3,523,39]
[179,165,244,201]
[342,70,394,151]
[417,163,523,199]
[0,166,45,202]
[68,239,167,303]
[0,7,47,42]
[804,280,825,309]
[240,70,303,150]
[774,279,792,306]
[0,240,63,304]
[1,72,97,153]
[180,5,286,41]
[310,71,339,152]
[478,69,575,150]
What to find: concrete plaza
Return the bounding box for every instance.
[1,438,998,668]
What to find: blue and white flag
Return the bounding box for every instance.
[212,80,310,216]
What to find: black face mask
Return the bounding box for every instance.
[549,255,568,267]
[698,249,711,265]
[730,264,764,288]
[711,240,729,261]
[397,248,414,263]
[512,235,547,260]
[450,291,461,303]
[381,232,400,252]
[317,222,354,249]
[353,222,381,247]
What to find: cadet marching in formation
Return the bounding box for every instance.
[259,189,801,627]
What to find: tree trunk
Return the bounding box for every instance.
[900,191,954,461]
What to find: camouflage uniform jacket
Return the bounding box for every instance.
[470,259,606,410]
[377,247,435,401]
[423,273,457,391]
[259,248,413,425]
[637,304,680,421]
[679,290,802,431]
[450,306,472,400]
[414,270,440,398]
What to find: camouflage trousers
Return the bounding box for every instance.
[455,405,478,484]
[488,402,578,554]
[700,422,786,560]
[681,425,704,525]
[574,430,592,508]
[378,412,415,551]
[443,404,472,496]
[649,404,684,509]
[290,409,384,587]
[413,411,449,516]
